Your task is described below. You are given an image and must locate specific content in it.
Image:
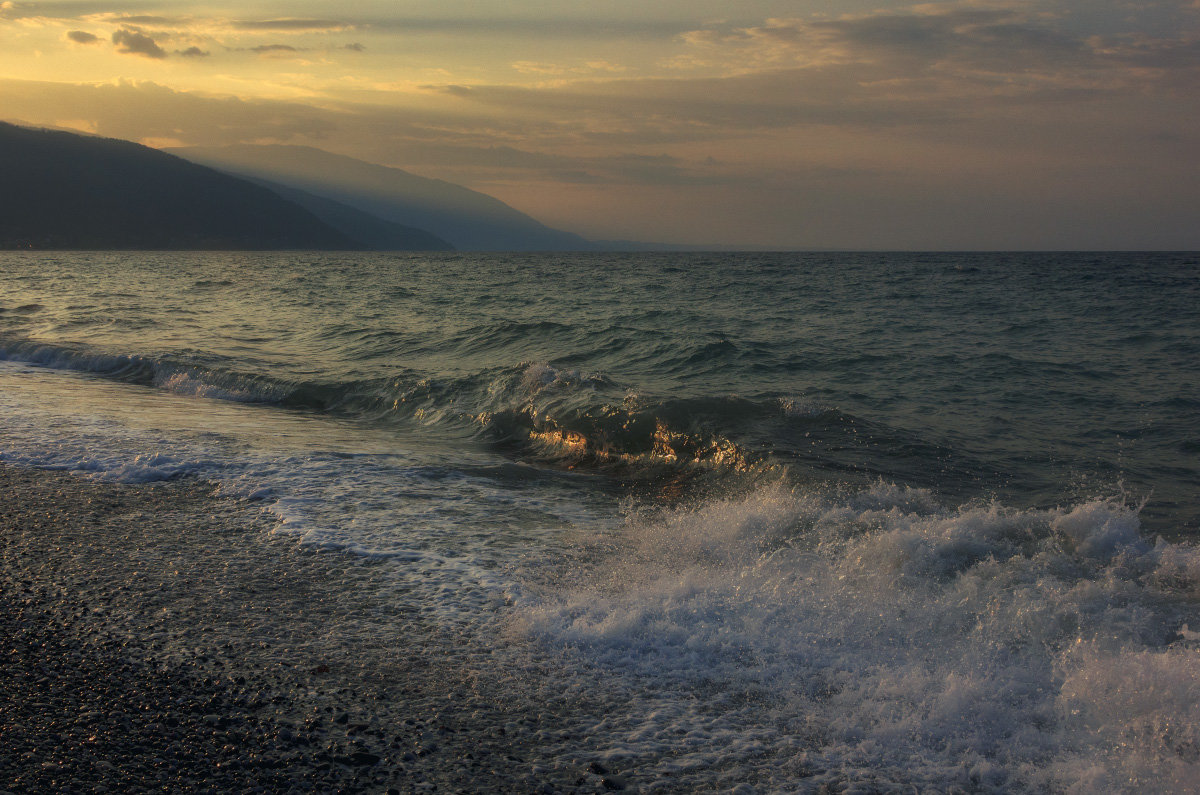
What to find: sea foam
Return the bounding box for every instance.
[511,482,1200,791]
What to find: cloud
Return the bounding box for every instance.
[112,28,167,59]
[105,15,182,28]
[381,2,1200,170]
[250,44,299,53]
[511,60,628,77]
[674,5,1200,80]
[0,78,341,145]
[599,153,730,186]
[809,8,1093,70]
[5,3,192,23]
[233,18,350,32]
[362,16,685,39]
[0,1,28,19]
[432,84,475,98]
[675,8,1092,74]
[65,30,99,45]
[343,42,365,52]
[177,46,208,58]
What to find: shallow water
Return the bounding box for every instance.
[2,251,1198,791]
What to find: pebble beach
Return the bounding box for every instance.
[0,465,627,794]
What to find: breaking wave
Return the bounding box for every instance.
[512,481,1200,792]
[0,338,881,483]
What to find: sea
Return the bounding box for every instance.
[1,250,1198,792]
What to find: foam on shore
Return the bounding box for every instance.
[0,463,616,792]
[512,482,1200,792]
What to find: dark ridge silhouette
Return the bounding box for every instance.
[0,122,362,250]
[169,144,598,251]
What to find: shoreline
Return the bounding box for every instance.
[0,464,621,793]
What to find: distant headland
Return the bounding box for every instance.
[0,122,618,251]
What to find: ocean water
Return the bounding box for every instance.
[1,250,1198,791]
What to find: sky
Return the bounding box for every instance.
[1,0,1198,249]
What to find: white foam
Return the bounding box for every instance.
[779,395,826,418]
[517,361,605,396]
[155,370,277,403]
[0,361,610,627]
[6,358,1198,790]
[511,482,1200,791]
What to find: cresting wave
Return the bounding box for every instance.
[0,337,292,403]
[510,481,1200,792]
[6,250,1196,533]
[0,336,831,480]
[0,358,607,623]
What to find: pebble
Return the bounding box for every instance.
[0,465,595,794]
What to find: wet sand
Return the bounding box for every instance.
[0,465,627,793]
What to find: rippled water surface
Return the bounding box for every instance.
[2,250,1198,791]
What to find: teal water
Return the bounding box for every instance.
[2,251,1199,791]
[1,251,1196,528]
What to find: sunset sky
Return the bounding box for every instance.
[2,0,1198,249]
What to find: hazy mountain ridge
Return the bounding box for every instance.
[252,180,454,252]
[0,123,360,251]
[0,123,640,251]
[169,145,598,252]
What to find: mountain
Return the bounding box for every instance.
[0,122,360,250]
[168,145,597,251]
[255,180,453,251]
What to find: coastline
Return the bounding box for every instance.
[0,464,615,793]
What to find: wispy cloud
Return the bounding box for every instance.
[106,15,182,27]
[360,16,686,39]
[0,78,341,142]
[250,44,300,53]
[232,18,351,32]
[415,3,1200,142]
[669,4,1200,79]
[2,2,172,23]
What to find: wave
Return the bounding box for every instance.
[0,336,1103,512]
[0,338,292,403]
[1,336,895,485]
[0,303,46,315]
[511,481,1200,791]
